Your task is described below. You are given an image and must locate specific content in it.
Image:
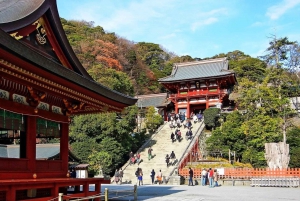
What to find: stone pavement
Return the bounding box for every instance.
[101,184,300,201]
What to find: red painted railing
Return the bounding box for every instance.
[178,137,200,170]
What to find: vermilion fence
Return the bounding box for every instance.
[178,168,300,179]
[178,138,199,169]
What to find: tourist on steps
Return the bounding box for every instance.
[148,147,153,161]
[157,170,163,184]
[150,169,156,184]
[188,167,194,186]
[138,169,143,186]
[119,168,123,185]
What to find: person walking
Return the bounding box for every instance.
[201,168,207,186]
[135,168,140,184]
[157,170,162,185]
[150,169,156,184]
[148,147,153,161]
[138,169,143,186]
[208,168,214,187]
[114,169,119,184]
[213,169,219,187]
[188,167,194,186]
[119,168,123,185]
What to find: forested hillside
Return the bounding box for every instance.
[61,18,194,95]
[62,18,300,172]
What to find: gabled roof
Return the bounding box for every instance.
[0,0,137,109]
[159,58,234,83]
[0,0,91,79]
[135,93,170,108]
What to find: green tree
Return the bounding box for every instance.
[145,106,163,133]
[287,127,300,167]
[88,150,112,175]
[203,108,220,129]
[260,36,294,68]
[229,58,267,82]
[88,64,134,96]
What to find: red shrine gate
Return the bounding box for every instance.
[159,58,237,118]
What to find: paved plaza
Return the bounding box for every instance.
[101,184,300,201]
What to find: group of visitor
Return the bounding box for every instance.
[149,169,162,184]
[165,151,176,167]
[201,168,219,187]
[188,167,218,187]
[129,151,142,165]
[135,167,143,186]
[170,129,182,142]
[114,168,123,185]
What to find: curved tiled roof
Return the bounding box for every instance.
[159,58,234,83]
[135,93,169,108]
[0,28,137,106]
[0,0,45,23]
[0,0,137,107]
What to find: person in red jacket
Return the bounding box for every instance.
[208,168,214,187]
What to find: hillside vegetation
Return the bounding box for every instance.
[62,18,300,172]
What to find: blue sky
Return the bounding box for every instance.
[57,0,300,59]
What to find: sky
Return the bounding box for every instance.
[57,0,300,59]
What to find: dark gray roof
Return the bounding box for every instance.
[0,0,45,23]
[0,144,78,160]
[159,58,233,83]
[136,93,169,108]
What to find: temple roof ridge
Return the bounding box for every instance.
[174,57,227,67]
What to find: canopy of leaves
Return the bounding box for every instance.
[69,106,148,174]
[203,108,220,129]
[145,106,164,133]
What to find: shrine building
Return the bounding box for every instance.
[159,58,237,118]
[0,0,136,200]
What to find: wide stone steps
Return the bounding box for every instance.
[120,121,203,185]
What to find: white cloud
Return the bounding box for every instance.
[266,0,300,20]
[159,33,176,40]
[190,8,227,31]
[251,21,263,27]
[191,17,218,31]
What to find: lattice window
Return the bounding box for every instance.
[36,118,60,138]
[0,109,25,131]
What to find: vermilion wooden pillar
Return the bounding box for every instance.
[60,122,69,173]
[26,116,36,173]
[186,99,190,118]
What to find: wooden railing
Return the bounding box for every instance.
[178,168,300,179]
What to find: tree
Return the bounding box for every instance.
[287,127,300,167]
[88,150,112,175]
[145,106,163,133]
[229,58,267,82]
[88,64,134,96]
[260,36,294,68]
[206,111,245,162]
[203,108,220,129]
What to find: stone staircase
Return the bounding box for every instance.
[119,121,204,185]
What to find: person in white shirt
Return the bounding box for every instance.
[201,168,207,186]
